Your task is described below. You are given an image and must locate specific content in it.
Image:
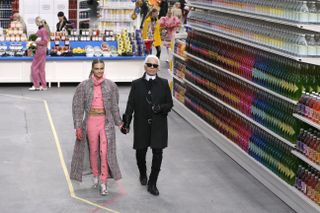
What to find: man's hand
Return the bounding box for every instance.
[120,126,129,134]
[152,104,161,114]
[76,128,83,141]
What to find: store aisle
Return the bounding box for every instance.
[0,64,294,213]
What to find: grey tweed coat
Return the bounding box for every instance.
[70,78,122,182]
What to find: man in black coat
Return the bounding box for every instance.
[121,55,173,196]
[158,0,169,19]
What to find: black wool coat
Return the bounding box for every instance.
[125,74,173,149]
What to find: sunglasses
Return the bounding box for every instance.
[145,63,159,68]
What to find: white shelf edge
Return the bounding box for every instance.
[99,19,132,23]
[172,97,320,213]
[78,18,90,22]
[185,24,320,66]
[176,39,186,45]
[186,52,297,105]
[173,52,186,61]
[79,8,91,12]
[99,6,135,10]
[292,150,320,171]
[172,73,184,84]
[183,78,295,147]
[293,113,320,131]
[189,2,320,33]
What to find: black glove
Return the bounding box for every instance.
[120,126,129,134]
[152,104,161,114]
[121,114,131,134]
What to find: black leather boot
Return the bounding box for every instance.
[147,170,160,196]
[147,149,163,196]
[136,149,148,185]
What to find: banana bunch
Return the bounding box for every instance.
[116,30,133,56]
[72,47,85,54]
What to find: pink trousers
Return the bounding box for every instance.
[31,47,47,88]
[87,115,108,184]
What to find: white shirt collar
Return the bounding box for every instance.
[145,73,156,81]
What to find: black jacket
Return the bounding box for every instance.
[124,74,173,149]
[159,1,168,19]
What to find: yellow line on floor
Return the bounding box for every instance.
[43,99,120,213]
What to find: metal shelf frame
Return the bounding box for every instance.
[189,2,320,33]
[173,97,320,213]
[186,24,320,66]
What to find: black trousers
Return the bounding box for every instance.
[152,46,161,59]
[136,148,163,184]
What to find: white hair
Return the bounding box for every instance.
[144,55,160,66]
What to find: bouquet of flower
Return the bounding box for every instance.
[26,41,37,56]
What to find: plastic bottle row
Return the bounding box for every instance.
[296,92,320,123]
[173,58,186,79]
[174,83,297,184]
[295,164,320,203]
[187,10,320,56]
[186,30,320,101]
[0,10,12,19]
[0,1,11,9]
[189,0,320,24]
[297,128,320,164]
[100,9,132,21]
[184,57,299,142]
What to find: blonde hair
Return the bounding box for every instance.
[35,16,51,35]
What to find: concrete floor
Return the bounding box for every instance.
[0,62,295,213]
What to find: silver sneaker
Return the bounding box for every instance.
[100,183,108,196]
[92,176,99,189]
[28,86,40,91]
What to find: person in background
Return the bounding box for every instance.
[56,11,72,32]
[160,7,181,61]
[70,59,123,196]
[12,13,27,35]
[172,2,182,22]
[158,0,168,19]
[140,0,149,29]
[29,17,49,91]
[142,8,162,59]
[121,55,173,196]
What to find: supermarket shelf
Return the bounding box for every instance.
[173,52,186,61]
[293,113,320,131]
[0,18,10,20]
[183,78,295,147]
[172,73,184,84]
[99,6,135,10]
[79,8,90,12]
[0,8,11,11]
[186,52,298,105]
[78,18,90,22]
[99,19,132,23]
[173,97,320,213]
[189,2,320,33]
[176,39,186,45]
[186,24,320,66]
[292,150,320,171]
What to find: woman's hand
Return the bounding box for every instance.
[35,37,42,42]
[76,128,83,141]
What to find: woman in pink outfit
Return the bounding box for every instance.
[159,8,181,61]
[71,59,123,196]
[29,17,49,91]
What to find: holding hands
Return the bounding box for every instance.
[120,114,130,134]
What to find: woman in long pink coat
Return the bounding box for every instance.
[29,17,49,91]
[71,59,123,196]
[159,8,181,61]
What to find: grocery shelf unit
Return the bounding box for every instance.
[171,2,320,212]
[97,0,135,33]
[69,0,77,29]
[0,0,18,29]
[77,0,91,30]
